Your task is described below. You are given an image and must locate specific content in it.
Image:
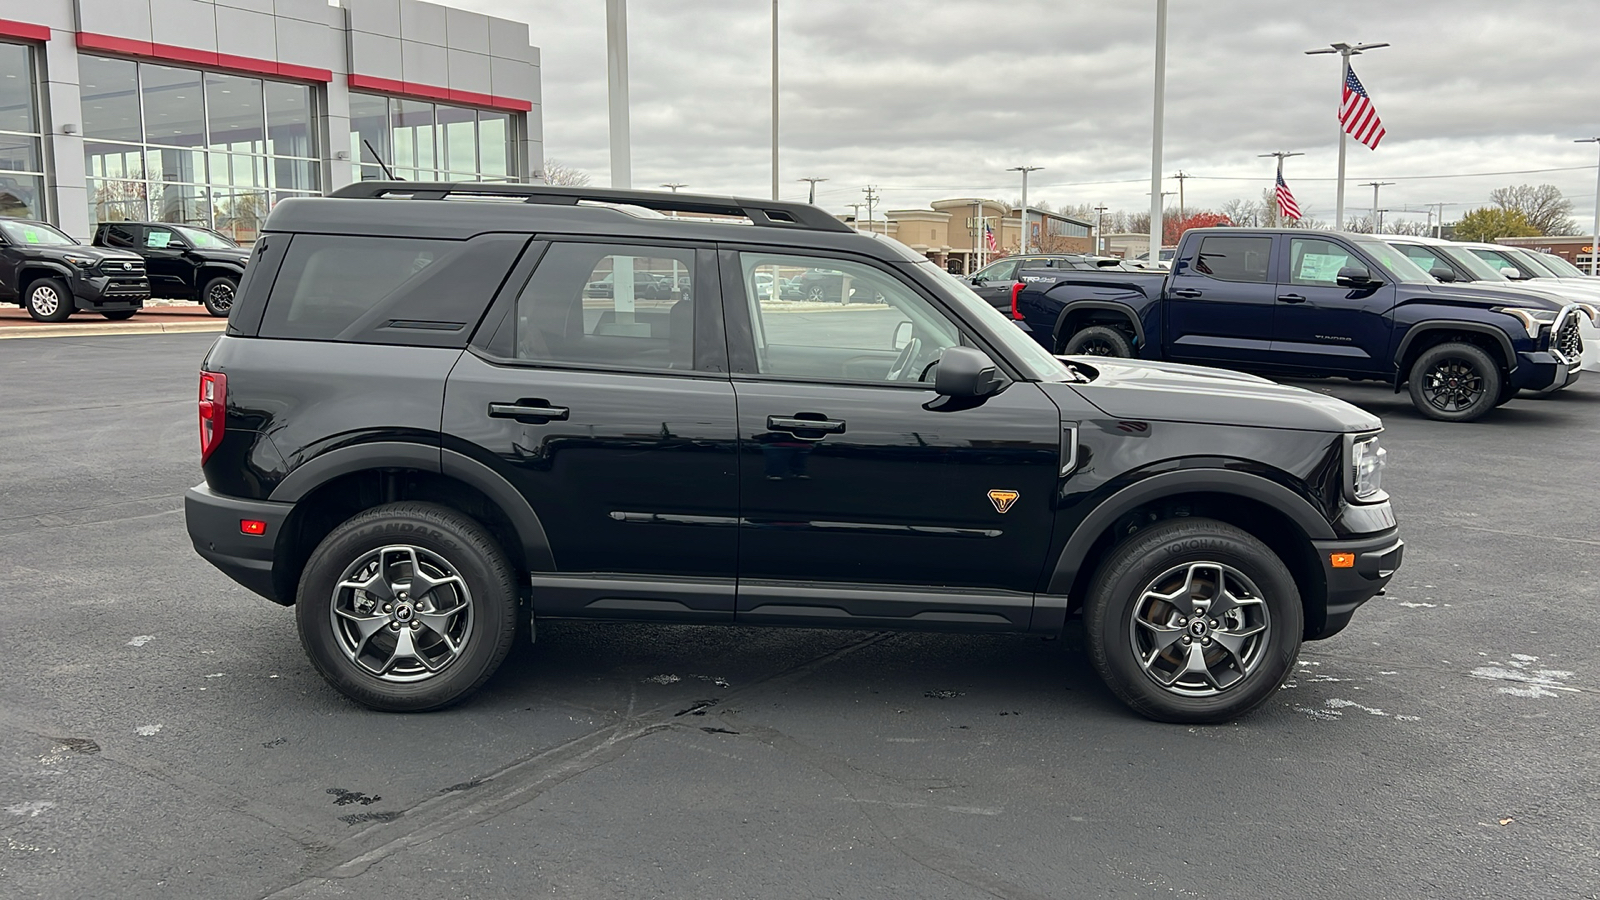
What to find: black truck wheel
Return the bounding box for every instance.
[1062,325,1133,357]
[1408,342,1501,422]
[202,275,238,317]
[295,502,519,712]
[24,278,73,322]
[1084,518,1302,724]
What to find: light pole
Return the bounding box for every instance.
[1147,190,1174,253]
[605,0,631,189]
[1258,151,1303,227]
[1361,181,1395,233]
[660,183,687,192]
[770,0,779,200]
[1306,41,1389,229]
[798,177,827,204]
[1425,201,1458,239]
[1094,204,1108,255]
[1148,0,1168,267]
[1009,165,1042,253]
[1579,138,1600,275]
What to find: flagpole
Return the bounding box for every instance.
[1148,0,1167,265]
[1307,42,1387,231]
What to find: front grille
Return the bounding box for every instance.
[102,280,150,297]
[1556,314,1582,362]
[98,259,146,276]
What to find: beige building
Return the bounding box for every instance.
[842,198,1092,274]
[1494,235,1597,270]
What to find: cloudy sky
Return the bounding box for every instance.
[442,0,1599,227]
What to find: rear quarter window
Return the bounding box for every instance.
[257,233,529,347]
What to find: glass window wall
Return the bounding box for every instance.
[81,55,319,242]
[350,93,516,183]
[0,42,46,220]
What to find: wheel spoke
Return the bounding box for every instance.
[380,625,440,674]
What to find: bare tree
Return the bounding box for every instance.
[538,159,592,186]
[1490,184,1576,235]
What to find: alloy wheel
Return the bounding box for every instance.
[1128,561,1271,696]
[30,286,59,317]
[1078,339,1118,356]
[329,545,474,682]
[1421,359,1484,413]
[208,282,234,312]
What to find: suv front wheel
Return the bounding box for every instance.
[1084,518,1302,724]
[295,502,519,712]
[25,277,73,323]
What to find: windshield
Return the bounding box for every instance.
[1353,239,1435,284]
[172,225,238,249]
[1500,247,1560,278]
[1537,252,1586,277]
[918,261,1075,381]
[0,220,77,246]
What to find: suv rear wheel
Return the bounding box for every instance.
[1084,518,1302,724]
[25,278,72,323]
[1062,325,1133,357]
[295,502,518,712]
[202,275,238,317]
[1408,342,1500,422]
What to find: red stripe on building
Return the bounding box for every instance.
[348,73,532,113]
[76,32,332,83]
[0,19,51,42]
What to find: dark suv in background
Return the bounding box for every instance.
[0,218,149,321]
[93,221,251,316]
[185,183,1402,724]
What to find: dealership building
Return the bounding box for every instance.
[0,0,542,240]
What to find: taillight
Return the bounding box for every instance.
[1010,282,1026,320]
[198,371,226,463]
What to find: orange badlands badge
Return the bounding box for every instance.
[987,489,1019,514]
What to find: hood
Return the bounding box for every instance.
[47,245,143,263]
[1419,282,1571,311]
[1060,356,1381,433]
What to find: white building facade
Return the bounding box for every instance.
[0,0,542,240]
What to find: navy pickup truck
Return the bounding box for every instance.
[1006,227,1589,422]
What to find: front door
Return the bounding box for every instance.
[444,240,740,621]
[1270,235,1394,374]
[1163,233,1279,366]
[722,248,1062,631]
[968,258,1020,311]
[141,225,192,298]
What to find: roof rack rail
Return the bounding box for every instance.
[327,181,854,233]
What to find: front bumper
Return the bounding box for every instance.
[72,270,150,309]
[1511,350,1581,394]
[1308,527,1404,640]
[185,483,293,605]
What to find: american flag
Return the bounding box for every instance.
[984,223,998,252]
[1274,171,1302,221]
[1340,65,1386,150]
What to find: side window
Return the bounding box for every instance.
[145,227,178,249]
[103,224,139,248]
[739,253,960,384]
[1397,245,1442,273]
[1190,236,1272,283]
[977,259,1018,282]
[1288,238,1355,286]
[514,242,695,372]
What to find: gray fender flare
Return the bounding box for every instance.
[1053,299,1147,349]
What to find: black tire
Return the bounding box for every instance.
[201,275,238,317]
[100,310,138,320]
[1061,324,1133,357]
[1407,342,1501,423]
[295,502,519,712]
[24,278,73,323]
[1084,518,1303,724]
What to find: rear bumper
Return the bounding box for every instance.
[1308,528,1404,640]
[185,484,293,605]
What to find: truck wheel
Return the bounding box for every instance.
[1084,518,1302,724]
[295,502,519,712]
[201,275,238,317]
[1062,325,1133,357]
[1408,342,1501,422]
[100,310,138,320]
[24,278,73,323]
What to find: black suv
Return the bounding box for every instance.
[0,218,149,321]
[93,221,251,317]
[184,183,1403,723]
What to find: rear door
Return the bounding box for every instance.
[968,258,1020,311]
[1270,235,1394,374]
[1162,234,1278,366]
[444,239,740,622]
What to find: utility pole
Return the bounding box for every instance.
[862,185,879,233]
[660,182,687,192]
[1008,166,1042,253]
[770,0,779,200]
[1578,138,1600,275]
[1093,204,1108,255]
[970,199,981,272]
[1148,0,1168,268]
[1306,41,1389,229]
[1360,181,1394,233]
[1258,151,1303,227]
[798,177,827,204]
[605,0,631,189]
[1375,208,1389,233]
[1171,170,1190,223]
[1424,201,1458,239]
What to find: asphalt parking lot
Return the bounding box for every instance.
[2,333,1597,899]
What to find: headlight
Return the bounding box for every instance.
[1577,303,1599,325]
[62,255,97,268]
[1493,306,1558,338]
[1348,433,1387,502]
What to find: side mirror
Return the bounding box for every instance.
[1429,265,1457,283]
[1500,267,1524,280]
[1335,265,1380,288]
[891,320,913,350]
[933,346,1006,399]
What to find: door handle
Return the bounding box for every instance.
[1171,288,1203,299]
[1277,293,1308,303]
[767,415,846,439]
[488,401,570,422]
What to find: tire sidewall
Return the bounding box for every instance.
[1063,325,1132,357]
[26,278,72,322]
[1408,343,1500,422]
[295,504,516,712]
[1086,520,1303,724]
[202,275,238,317]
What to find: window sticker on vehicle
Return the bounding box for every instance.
[1298,252,1349,282]
[147,232,173,248]
[23,228,39,243]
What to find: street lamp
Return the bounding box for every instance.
[1306,41,1389,229]
[1360,181,1395,233]
[771,0,779,200]
[1578,138,1600,275]
[1093,204,1108,255]
[1009,165,1043,253]
[1148,0,1168,271]
[606,0,631,189]
[798,177,828,204]
[660,183,687,192]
